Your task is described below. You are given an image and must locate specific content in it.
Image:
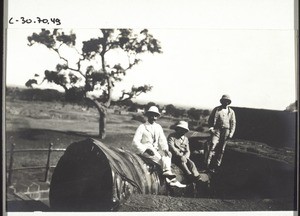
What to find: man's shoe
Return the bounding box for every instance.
[166,178,186,188]
[193,175,203,182]
[162,170,176,179]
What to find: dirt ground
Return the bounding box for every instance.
[119,194,294,211]
[4,99,298,212]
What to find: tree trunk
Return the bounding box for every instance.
[84,97,108,139]
[99,110,106,139]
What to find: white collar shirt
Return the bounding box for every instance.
[132,121,168,154]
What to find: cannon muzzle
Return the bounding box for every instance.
[49,138,162,211]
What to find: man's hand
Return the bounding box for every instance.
[209,127,215,134]
[228,134,233,139]
[144,149,155,156]
[180,156,187,163]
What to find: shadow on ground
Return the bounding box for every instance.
[190,148,297,210]
[209,148,296,199]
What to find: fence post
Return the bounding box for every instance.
[8,143,16,186]
[45,142,53,183]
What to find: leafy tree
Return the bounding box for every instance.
[203,109,210,117]
[165,104,176,116]
[187,107,202,120]
[128,103,139,112]
[173,108,186,118]
[25,79,38,88]
[117,99,134,108]
[27,28,162,138]
[145,102,158,110]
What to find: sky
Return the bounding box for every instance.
[4,0,297,111]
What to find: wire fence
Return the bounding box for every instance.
[6,142,66,186]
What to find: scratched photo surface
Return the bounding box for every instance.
[4,0,297,215]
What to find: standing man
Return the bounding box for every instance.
[207,94,236,173]
[132,106,186,188]
[168,121,202,183]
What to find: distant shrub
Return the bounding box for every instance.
[132,114,146,123]
[7,88,64,102]
[128,106,138,112]
[188,120,198,127]
[114,109,122,115]
[195,126,204,132]
[65,87,85,103]
[202,122,209,127]
[169,123,176,130]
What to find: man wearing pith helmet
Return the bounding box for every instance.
[168,121,202,183]
[132,106,186,188]
[207,94,236,173]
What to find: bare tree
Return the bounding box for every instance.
[27,28,162,138]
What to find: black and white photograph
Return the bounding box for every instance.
[3,0,298,215]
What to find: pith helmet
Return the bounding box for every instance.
[220,94,232,105]
[146,106,161,117]
[175,121,189,132]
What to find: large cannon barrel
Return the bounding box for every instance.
[49,138,164,211]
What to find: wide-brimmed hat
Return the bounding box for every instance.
[145,106,161,117]
[220,94,231,104]
[175,121,189,132]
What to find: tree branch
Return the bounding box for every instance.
[52,46,86,78]
[118,91,134,102]
[84,96,107,114]
[53,47,69,65]
[118,85,152,102]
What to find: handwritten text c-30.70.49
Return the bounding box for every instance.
[9,17,61,25]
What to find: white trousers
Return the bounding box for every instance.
[142,149,172,172]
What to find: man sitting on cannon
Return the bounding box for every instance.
[132,106,186,188]
[168,121,203,184]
